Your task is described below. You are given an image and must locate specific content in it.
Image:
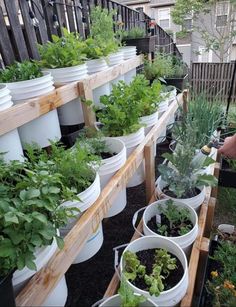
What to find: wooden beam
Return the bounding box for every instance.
[204,197,216,238]
[144,141,155,203]
[16,94,183,307]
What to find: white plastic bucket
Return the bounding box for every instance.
[124,68,136,85]
[168,88,177,103]
[86,59,110,108]
[218,224,235,234]
[61,173,102,263]
[120,236,188,307]
[156,176,206,211]
[73,222,104,263]
[99,294,158,306]
[13,238,68,307]
[158,99,169,115]
[99,137,127,217]
[120,46,137,59]
[142,199,198,255]
[108,51,124,66]
[139,110,159,135]
[44,64,88,125]
[0,85,24,161]
[114,127,145,187]
[110,74,125,91]
[4,72,61,148]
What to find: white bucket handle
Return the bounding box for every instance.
[132,207,147,237]
[169,139,176,152]
[113,243,129,280]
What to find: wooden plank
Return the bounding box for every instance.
[16,94,184,306]
[55,0,67,30]
[144,141,155,203]
[19,0,40,60]
[65,0,76,32]
[78,82,97,127]
[81,0,90,36]
[32,0,49,44]
[0,5,15,65]
[74,0,84,38]
[0,56,143,136]
[4,0,29,61]
[41,0,59,38]
[204,197,216,238]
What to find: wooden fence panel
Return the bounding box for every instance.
[191,62,236,103]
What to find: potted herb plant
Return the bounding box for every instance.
[122,27,157,54]
[0,61,61,149]
[0,156,78,306]
[97,81,145,187]
[0,85,23,162]
[77,133,127,217]
[138,199,198,255]
[120,236,188,306]
[156,145,217,211]
[39,28,87,131]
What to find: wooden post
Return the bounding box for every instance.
[211,162,220,199]
[78,81,96,127]
[204,197,216,238]
[144,141,155,203]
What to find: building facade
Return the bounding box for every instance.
[117,0,236,64]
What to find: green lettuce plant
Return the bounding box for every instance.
[0,61,43,83]
[38,28,86,68]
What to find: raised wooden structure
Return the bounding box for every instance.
[12,54,185,305]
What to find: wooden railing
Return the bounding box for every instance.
[191,62,236,103]
[0,0,182,67]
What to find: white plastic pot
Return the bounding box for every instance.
[13,238,68,307]
[99,137,127,217]
[142,199,198,255]
[44,64,88,125]
[156,128,167,144]
[4,72,61,148]
[124,68,136,85]
[156,176,206,211]
[99,294,158,306]
[87,59,110,108]
[158,98,169,116]
[218,224,235,234]
[0,85,24,161]
[115,127,145,187]
[120,46,137,60]
[139,110,159,136]
[108,51,124,66]
[168,88,177,103]
[120,236,188,306]
[61,173,102,263]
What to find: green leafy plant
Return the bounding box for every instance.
[122,27,146,39]
[123,248,177,297]
[86,6,119,59]
[158,146,217,198]
[0,157,77,277]
[0,61,43,83]
[118,277,147,307]
[97,81,142,136]
[38,28,86,68]
[157,200,192,236]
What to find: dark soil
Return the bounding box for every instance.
[147,214,193,237]
[132,249,184,291]
[100,151,116,159]
[65,136,172,307]
[163,186,201,199]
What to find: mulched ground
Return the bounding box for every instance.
[65,141,169,307]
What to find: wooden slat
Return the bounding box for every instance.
[19,0,40,60]
[144,141,155,203]
[65,0,76,32]
[32,0,49,44]
[0,5,15,65]
[4,0,29,61]
[16,93,184,306]
[81,0,90,36]
[0,55,143,136]
[73,0,84,38]
[41,0,59,38]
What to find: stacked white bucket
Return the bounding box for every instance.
[44,64,88,126]
[61,173,102,263]
[4,73,61,148]
[120,46,137,84]
[108,50,125,90]
[0,85,24,161]
[86,58,110,108]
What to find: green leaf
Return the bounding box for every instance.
[30,234,43,247]
[32,212,48,224]
[55,236,64,249]
[26,188,40,199]
[26,258,37,271]
[3,228,25,245]
[4,212,19,224]
[48,187,60,194]
[0,239,15,258]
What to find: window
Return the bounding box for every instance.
[158,8,170,29]
[198,46,213,62]
[216,1,229,27]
